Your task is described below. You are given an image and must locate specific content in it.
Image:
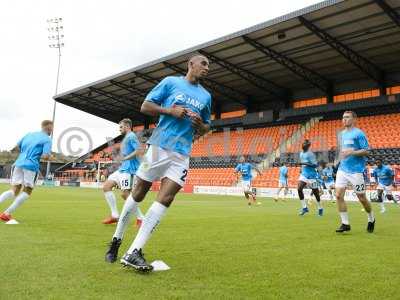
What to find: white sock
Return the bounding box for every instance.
[300,200,307,209]
[113,194,138,240]
[329,192,334,201]
[380,202,385,210]
[136,206,144,219]
[127,201,167,253]
[367,211,375,222]
[104,191,119,218]
[340,212,349,225]
[0,190,15,204]
[5,192,29,214]
[316,201,322,209]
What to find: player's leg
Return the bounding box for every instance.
[0,167,22,207]
[105,177,152,263]
[121,189,144,227]
[384,186,397,204]
[102,178,119,224]
[311,185,323,216]
[351,173,375,232]
[335,170,351,232]
[1,169,36,221]
[298,180,309,215]
[122,177,181,271]
[356,192,375,233]
[275,186,282,202]
[377,188,385,213]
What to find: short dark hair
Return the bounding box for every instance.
[343,111,357,118]
[41,120,53,127]
[119,118,132,128]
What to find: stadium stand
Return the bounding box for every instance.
[51,0,400,190]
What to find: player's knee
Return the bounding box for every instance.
[121,190,130,200]
[23,187,33,195]
[157,195,175,207]
[102,181,113,192]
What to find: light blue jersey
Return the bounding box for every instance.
[235,163,253,181]
[279,166,288,183]
[14,131,52,172]
[119,132,141,174]
[322,166,334,183]
[338,127,369,174]
[300,151,318,179]
[145,76,212,156]
[372,165,394,186]
[316,171,324,185]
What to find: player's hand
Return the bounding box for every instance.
[167,105,187,119]
[340,149,354,158]
[190,113,204,132]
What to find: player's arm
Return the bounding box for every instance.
[252,165,262,176]
[190,114,210,137]
[191,96,212,137]
[141,101,187,118]
[141,77,187,118]
[41,139,53,161]
[121,146,145,161]
[342,133,369,157]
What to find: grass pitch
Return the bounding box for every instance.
[0,184,399,299]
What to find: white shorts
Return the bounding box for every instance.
[11,166,38,188]
[241,180,252,193]
[278,180,288,188]
[335,170,365,194]
[298,175,318,189]
[377,183,393,195]
[325,181,335,189]
[136,145,189,187]
[108,170,135,190]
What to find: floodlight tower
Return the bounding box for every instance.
[46,17,64,178]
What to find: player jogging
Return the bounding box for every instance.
[275,162,289,201]
[297,140,323,216]
[104,54,212,271]
[102,118,144,225]
[234,156,262,206]
[320,161,336,203]
[0,120,53,222]
[335,111,375,233]
[372,159,397,214]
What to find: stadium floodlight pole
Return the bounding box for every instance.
[46,17,65,179]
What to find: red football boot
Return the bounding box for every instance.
[102,216,119,225]
[0,213,12,222]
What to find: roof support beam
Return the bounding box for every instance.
[375,0,400,27]
[242,35,333,97]
[134,71,159,84]
[198,50,289,99]
[162,61,248,106]
[109,80,147,97]
[71,92,121,112]
[298,16,386,91]
[89,87,143,112]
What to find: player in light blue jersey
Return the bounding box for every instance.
[320,161,336,203]
[275,162,289,201]
[0,120,53,222]
[297,140,323,216]
[372,159,397,213]
[335,111,375,233]
[102,119,144,227]
[235,156,262,206]
[105,55,212,271]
